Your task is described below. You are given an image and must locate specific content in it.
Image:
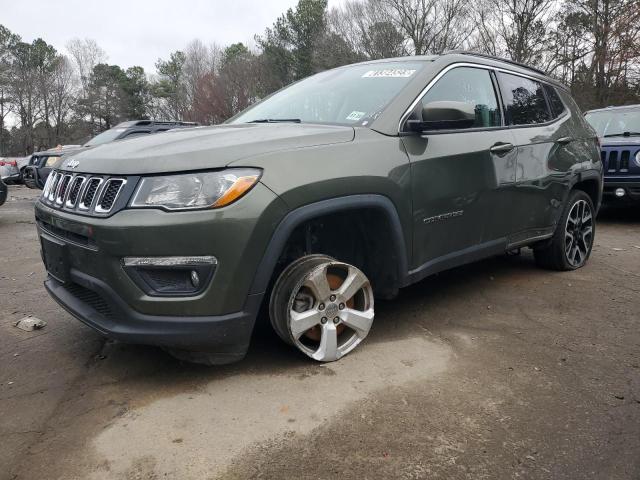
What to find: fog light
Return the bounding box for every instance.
[615,188,626,198]
[122,256,216,296]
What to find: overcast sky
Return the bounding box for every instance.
[0,0,347,74]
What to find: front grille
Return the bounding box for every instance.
[620,150,629,171]
[602,148,638,174]
[96,179,125,212]
[55,175,72,204]
[64,282,114,319]
[80,178,102,209]
[47,173,61,201]
[608,151,618,172]
[66,176,86,207]
[40,169,130,216]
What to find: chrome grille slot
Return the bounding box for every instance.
[55,175,72,204]
[79,178,103,210]
[96,179,126,213]
[47,172,61,201]
[66,176,86,207]
[42,172,55,198]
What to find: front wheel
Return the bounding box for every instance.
[534,189,595,271]
[269,255,375,362]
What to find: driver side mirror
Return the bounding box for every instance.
[406,101,476,132]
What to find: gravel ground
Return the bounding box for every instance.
[1,186,639,480]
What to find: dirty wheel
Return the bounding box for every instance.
[269,255,374,362]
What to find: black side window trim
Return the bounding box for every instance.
[398,62,570,135]
[496,71,570,129]
[543,84,567,119]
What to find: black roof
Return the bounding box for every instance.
[114,120,199,128]
[443,50,547,75]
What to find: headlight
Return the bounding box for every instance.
[45,156,60,167]
[635,150,640,167]
[131,169,261,211]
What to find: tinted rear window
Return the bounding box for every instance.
[499,73,551,125]
[544,85,566,118]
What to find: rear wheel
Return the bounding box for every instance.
[269,255,374,362]
[534,189,595,271]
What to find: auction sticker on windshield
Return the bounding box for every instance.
[362,69,416,78]
[346,111,366,121]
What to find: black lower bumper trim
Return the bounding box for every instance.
[603,180,640,203]
[45,269,262,364]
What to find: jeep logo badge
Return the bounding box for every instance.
[65,159,80,169]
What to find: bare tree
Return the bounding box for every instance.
[66,38,106,91]
[380,0,473,54]
[470,0,558,66]
[570,0,640,106]
[329,0,406,59]
[183,39,221,113]
[49,56,77,143]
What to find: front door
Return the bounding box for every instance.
[400,66,517,272]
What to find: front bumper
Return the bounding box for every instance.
[603,177,640,203]
[45,270,261,363]
[23,165,48,189]
[35,182,289,359]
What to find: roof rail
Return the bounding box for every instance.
[443,50,547,76]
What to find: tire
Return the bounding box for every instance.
[269,254,375,362]
[534,189,595,271]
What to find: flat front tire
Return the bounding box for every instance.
[269,255,375,362]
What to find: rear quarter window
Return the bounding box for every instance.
[499,72,551,125]
[544,85,566,118]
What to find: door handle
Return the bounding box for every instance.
[490,142,515,154]
[556,136,573,145]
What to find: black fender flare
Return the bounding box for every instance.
[571,168,603,210]
[248,194,409,295]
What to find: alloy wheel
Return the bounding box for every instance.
[285,261,374,362]
[564,199,593,267]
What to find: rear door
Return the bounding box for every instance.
[497,72,575,243]
[401,65,517,271]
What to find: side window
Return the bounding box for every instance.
[499,73,551,125]
[544,84,566,119]
[419,67,502,129]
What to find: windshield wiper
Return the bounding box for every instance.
[603,131,640,137]
[248,118,302,124]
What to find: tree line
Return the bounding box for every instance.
[1,0,638,156]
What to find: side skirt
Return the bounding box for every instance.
[404,238,507,287]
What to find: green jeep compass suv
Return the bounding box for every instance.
[35,52,603,365]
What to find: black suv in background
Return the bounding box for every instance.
[23,120,198,189]
[585,104,640,204]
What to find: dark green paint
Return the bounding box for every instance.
[35,53,602,342]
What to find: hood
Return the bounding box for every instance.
[57,123,355,175]
[601,136,640,148]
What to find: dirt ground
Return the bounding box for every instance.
[1,185,639,480]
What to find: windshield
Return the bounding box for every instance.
[230,62,426,126]
[585,108,640,137]
[84,127,127,147]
